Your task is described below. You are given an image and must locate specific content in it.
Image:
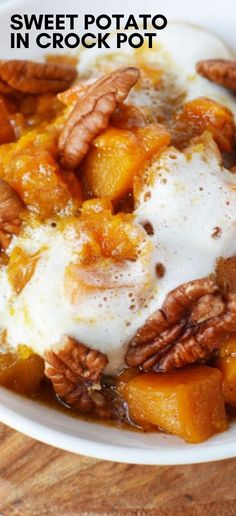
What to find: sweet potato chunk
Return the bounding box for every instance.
[64,205,145,267]
[7,246,40,294]
[81,124,170,200]
[215,335,236,406]
[173,97,234,152]
[121,366,227,443]
[0,350,44,395]
[0,129,83,218]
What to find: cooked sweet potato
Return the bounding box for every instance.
[0,129,83,218]
[215,335,236,406]
[7,246,40,294]
[81,124,170,200]
[0,350,44,395]
[120,366,227,443]
[173,97,234,151]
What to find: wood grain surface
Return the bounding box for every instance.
[0,422,236,515]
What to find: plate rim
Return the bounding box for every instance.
[1,387,236,464]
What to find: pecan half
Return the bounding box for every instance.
[125,275,234,371]
[45,336,110,416]
[196,59,236,91]
[128,277,218,349]
[158,293,236,371]
[215,256,236,294]
[58,66,140,169]
[0,179,24,249]
[0,60,77,95]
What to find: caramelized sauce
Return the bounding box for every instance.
[0,362,235,437]
[0,351,145,432]
[32,378,143,432]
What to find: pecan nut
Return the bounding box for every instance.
[0,60,77,95]
[58,66,140,169]
[196,59,236,90]
[158,293,236,371]
[126,275,235,372]
[44,336,109,415]
[0,179,24,249]
[128,277,217,350]
[215,256,236,294]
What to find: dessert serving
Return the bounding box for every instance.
[1,23,236,444]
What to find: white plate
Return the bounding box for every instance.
[0,0,236,464]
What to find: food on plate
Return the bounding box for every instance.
[82,124,170,199]
[118,366,227,443]
[1,23,236,443]
[215,335,236,406]
[0,347,44,394]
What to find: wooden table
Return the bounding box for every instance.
[0,423,236,515]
